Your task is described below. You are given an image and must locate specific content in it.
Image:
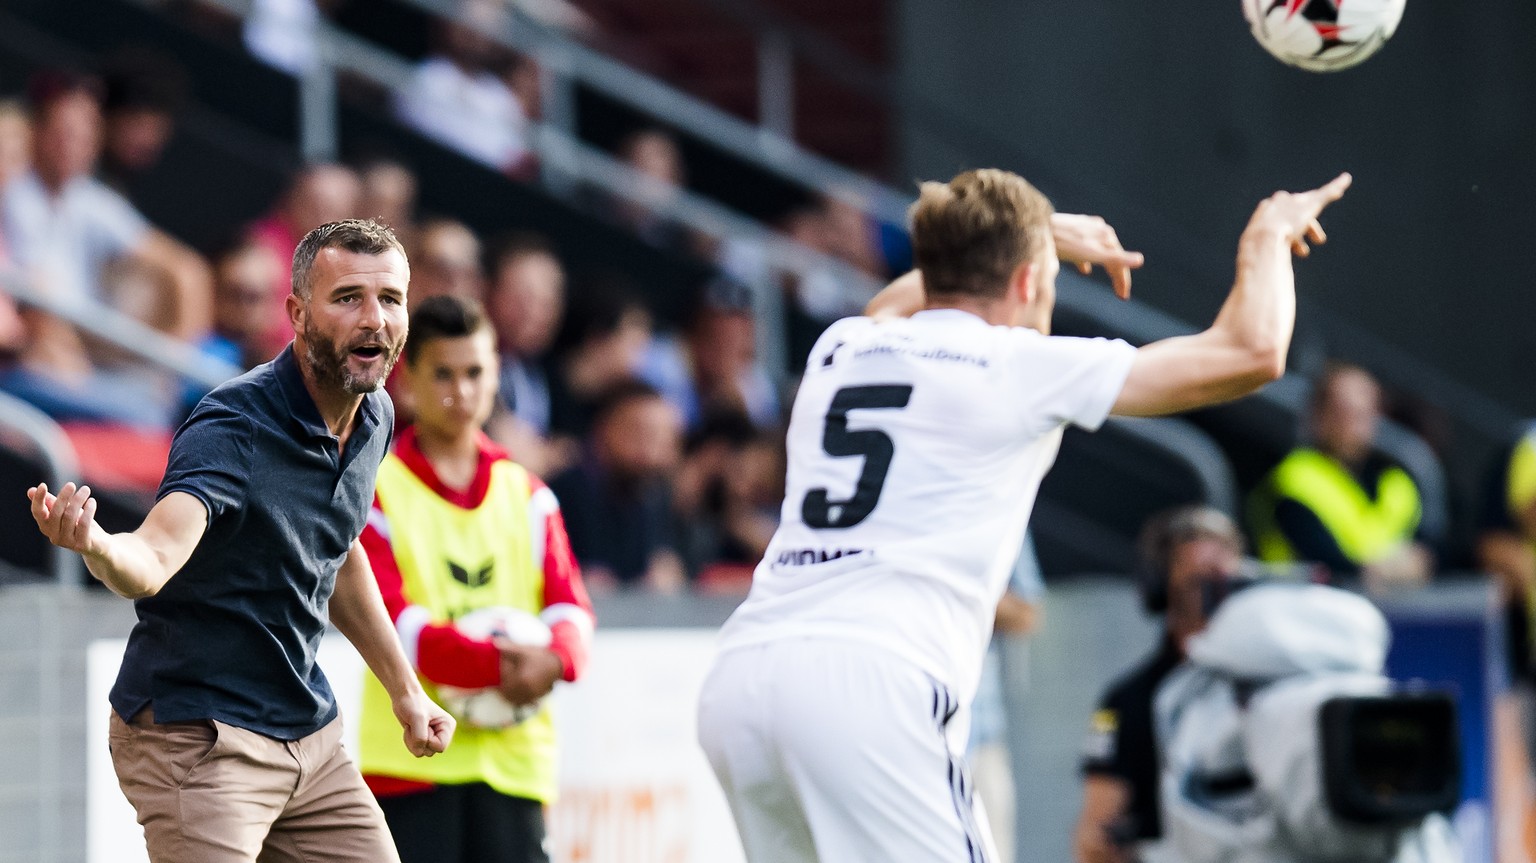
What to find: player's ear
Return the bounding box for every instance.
[1010,260,1038,307]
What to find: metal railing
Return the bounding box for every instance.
[1,273,241,390]
[1109,416,1240,517]
[0,391,83,586]
[0,270,242,585]
[87,0,1247,548]
[398,0,914,225]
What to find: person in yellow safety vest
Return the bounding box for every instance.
[1249,363,1433,591]
[1476,425,1536,681]
[357,295,595,863]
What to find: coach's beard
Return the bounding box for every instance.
[305,329,403,395]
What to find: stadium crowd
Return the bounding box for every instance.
[0,0,917,593]
[2,0,1533,606]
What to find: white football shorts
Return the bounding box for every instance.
[697,638,996,863]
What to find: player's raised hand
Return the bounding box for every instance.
[1246,173,1353,258]
[28,482,107,556]
[1051,212,1146,300]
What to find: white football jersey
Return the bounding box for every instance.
[716,309,1137,701]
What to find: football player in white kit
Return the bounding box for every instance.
[696,168,1352,863]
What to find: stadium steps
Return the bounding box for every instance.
[565,0,892,173]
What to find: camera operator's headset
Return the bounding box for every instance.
[1134,506,1246,614]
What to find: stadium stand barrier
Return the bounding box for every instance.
[0,391,82,585]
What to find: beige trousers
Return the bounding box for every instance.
[108,708,400,863]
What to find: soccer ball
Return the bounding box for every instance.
[435,606,552,729]
[1243,0,1406,72]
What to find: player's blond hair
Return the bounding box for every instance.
[909,169,1054,300]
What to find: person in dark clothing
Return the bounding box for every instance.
[1249,363,1434,592]
[27,219,454,862]
[1075,506,1245,863]
[547,380,685,593]
[1477,426,1536,680]
[545,276,652,447]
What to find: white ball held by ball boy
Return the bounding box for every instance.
[436,607,552,729]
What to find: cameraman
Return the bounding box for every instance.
[1073,506,1245,863]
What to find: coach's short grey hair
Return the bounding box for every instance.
[290,218,406,299]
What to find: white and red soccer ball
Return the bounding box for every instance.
[1244,0,1406,72]
[435,607,553,729]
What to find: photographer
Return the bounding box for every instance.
[1074,506,1245,863]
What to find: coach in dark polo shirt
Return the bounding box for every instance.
[28,219,454,863]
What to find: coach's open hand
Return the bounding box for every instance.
[395,688,455,758]
[28,482,107,556]
[1050,213,1146,299]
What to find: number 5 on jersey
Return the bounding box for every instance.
[802,385,914,529]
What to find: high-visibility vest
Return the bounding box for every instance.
[357,453,559,803]
[1502,431,1536,656]
[1252,447,1421,566]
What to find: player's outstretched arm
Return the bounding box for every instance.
[330,539,455,757]
[863,212,1145,319]
[27,483,207,599]
[1112,173,1352,417]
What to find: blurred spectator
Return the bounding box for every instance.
[718,195,879,371]
[1075,507,1245,863]
[487,231,563,434]
[546,275,652,444]
[506,0,595,36]
[244,0,340,76]
[548,380,685,593]
[409,218,484,308]
[98,257,178,347]
[246,162,360,354]
[970,534,1044,863]
[209,240,283,368]
[822,191,899,279]
[1248,363,1433,592]
[379,219,484,429]
[1477,425,1536,681]
[176,240,283,418]
[722,194,888,323]
[0,99,30,189]
[672,410,783,581]
[0,281,21,357]
[481,231,564,475]
[500,52,542,126]
[0,261,178,429]
[589,127,697,256]
[639,277,778,431]
[355,153,419,247]
[99,47,189,198]
[394,0,531,174]
[0,101,27,353]
[2,71,211,341]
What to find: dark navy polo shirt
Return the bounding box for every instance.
[110,345,394,739]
